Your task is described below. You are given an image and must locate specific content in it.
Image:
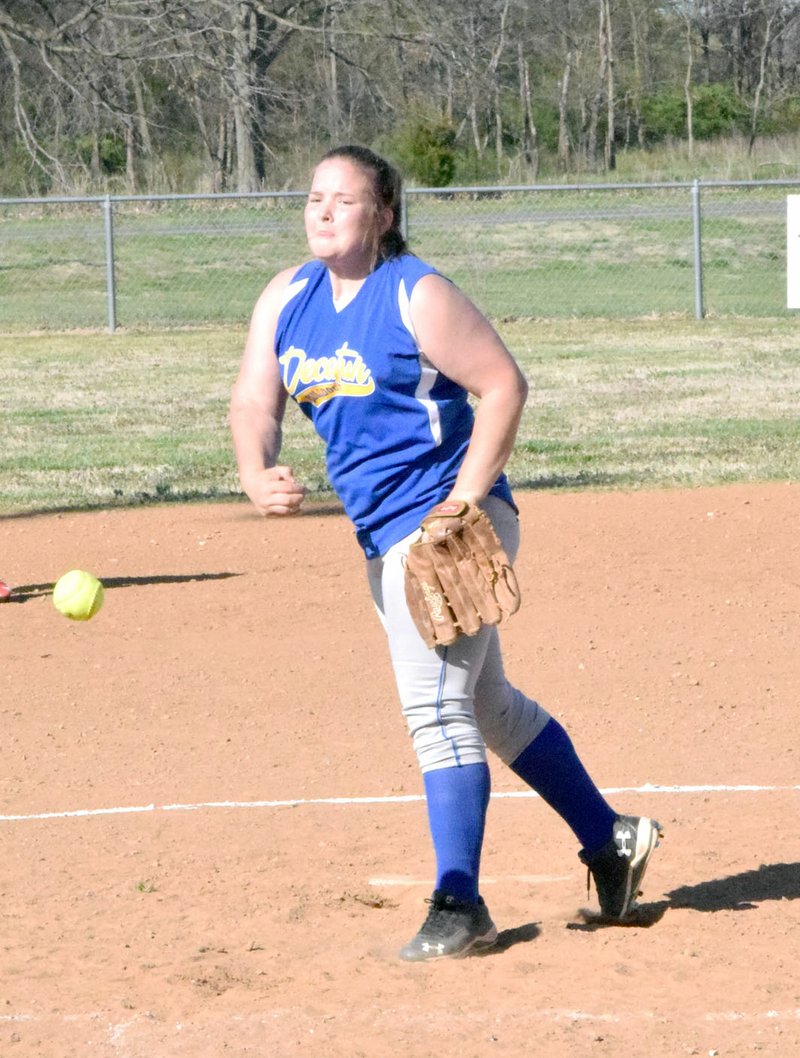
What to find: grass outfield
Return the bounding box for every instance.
[1,316,798,516]
[0,183,793,329]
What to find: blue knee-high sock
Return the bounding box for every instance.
[510,717,617,855]
[423,762,491,905]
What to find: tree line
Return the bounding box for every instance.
[1,0,798,196]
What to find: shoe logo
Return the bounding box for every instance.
[615,825,634,858]
[421,942,446,955]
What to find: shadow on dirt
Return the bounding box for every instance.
[494,921,541,952]
[471,921,541,956]
[663,861,800,912]
[5,571,240,603]
[569,861,800,931]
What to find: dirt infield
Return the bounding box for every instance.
[2,484,799,1058]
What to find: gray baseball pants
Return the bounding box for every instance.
[366,495,551,773]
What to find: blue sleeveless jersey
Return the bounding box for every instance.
[274,254,515,557]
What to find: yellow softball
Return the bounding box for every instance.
[52,569,105,621]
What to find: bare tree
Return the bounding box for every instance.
[747,0,800,152]
[517,40,538,176]
[587,1,608,169]
[0,1,106,189]
[2,0,799,194]
[667,1,700,158]
[604,0,617,170]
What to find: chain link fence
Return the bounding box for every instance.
[1,179,797,331]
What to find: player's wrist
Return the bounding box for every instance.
[444,490,482,508]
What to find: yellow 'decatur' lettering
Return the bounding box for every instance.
[279,342,375,406]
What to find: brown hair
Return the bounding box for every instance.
[321,145,408,267]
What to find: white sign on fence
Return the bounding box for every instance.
[789,195,800,309]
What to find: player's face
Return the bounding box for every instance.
[305,158,388,271]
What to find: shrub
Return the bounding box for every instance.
[385,118,457,187]
[641,83,749,144]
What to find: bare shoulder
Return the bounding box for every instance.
[240,263,309,376]
[253,263,306,313]
[409,270,501,344]
[411,271,468,309]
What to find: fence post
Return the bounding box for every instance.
[691,179,705,320]
[102,194,118,332]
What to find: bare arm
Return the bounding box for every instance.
[229,267,308,516]
[409,274,529,506]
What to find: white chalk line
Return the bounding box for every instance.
[2,1008,800,1034]
[369,873,573,886]
[0,788,793,1046]
[0,783,796,824]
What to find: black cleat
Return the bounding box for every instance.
[579,815,663,919]
[399,889,498,961]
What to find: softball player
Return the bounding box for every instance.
[230,145,661,961]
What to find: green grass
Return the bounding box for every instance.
[1,316,797,516]
[501,316,800,490]
[0,182,795,329]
